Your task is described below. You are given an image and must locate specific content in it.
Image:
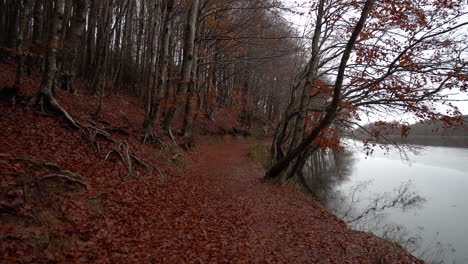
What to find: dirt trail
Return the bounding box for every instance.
[178,143,421,264]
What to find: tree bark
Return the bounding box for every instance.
[14,0,33,88]
[162,0,200,134]
[264,0,375,181]
[31,0,78,128]
[182,36,200,142]
[26,0,44,75]
[143,0,174,142]
[61,0,87,95]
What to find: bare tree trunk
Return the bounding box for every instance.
[181,41,199,143]
[85,0,97,83]
[93,0,112,117]
[162,0,200,135]
[270,0,326,182]
[3,1,20,58]
[265,0,375,181]
[14,0,33,88]
[143,0,174,142]
[26,0,44,75]
[61,0,87,95]
[162,31,177,118]
[30,0,78,128]
[113,0,133,95]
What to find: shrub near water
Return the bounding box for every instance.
[248,144,271,170]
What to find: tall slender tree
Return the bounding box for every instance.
[30,0,78,127]
[162,0,200,137]
[61,0,87,95]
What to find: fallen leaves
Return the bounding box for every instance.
[0,62,422,263]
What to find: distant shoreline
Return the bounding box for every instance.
[360,135,468,149]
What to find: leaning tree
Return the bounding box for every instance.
[266,0,468,182]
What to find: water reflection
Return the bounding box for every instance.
[301,146,464,263]
[299,149,354,202]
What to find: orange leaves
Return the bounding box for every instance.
[401,124,411,137]
[0,59,423,263]
[359,31,373,41]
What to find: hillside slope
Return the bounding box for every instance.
[1,62,421,263]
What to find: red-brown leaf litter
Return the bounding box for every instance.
[1,62,422,263]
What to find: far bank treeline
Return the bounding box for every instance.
[1,0,467,183]
[354,116,468,148]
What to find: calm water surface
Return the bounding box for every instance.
[321,143,468,263]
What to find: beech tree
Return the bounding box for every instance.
[265,0,467,181]
[161,0,200,141]
[60,0,87,95]
[0,0,307,147]
[143,0,175,143]
[29,0,79,127]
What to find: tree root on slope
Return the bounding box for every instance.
[142,133,170,151]
[105,142,166,183]
[28,94,166,182]
[89,118,130,136]
[13,157,88,192]
[41,174,88,190]
[167,129,178,146]
[30,92,80,129]
[79,123,116,152]
[14,158,62,171]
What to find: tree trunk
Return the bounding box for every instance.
[61,0,87,95]
[14,0,33,88]
[143,0,174,142]
[31,0,78,128]
[162,0,200,134]
[85,0,97,82]
[265,0,375,181]
[181,42,199,143]
[93,0,112,117]
[26,0,44,75]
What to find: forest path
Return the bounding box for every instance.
[176,142,420,263]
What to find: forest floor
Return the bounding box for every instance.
[1,62,422,263]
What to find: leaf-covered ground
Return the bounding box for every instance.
[0,62,422,263]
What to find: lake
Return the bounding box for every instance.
[304,143,468,264]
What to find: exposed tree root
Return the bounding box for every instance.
[81,118,165,181]
[30,92,79,129]
[90,119,130,136]
[79,123,116,152]
[105,142,166,182]
[27,93,166,181]
[29,94,122,153]
[14,158,62,171]
[13,157,88,191]
[167,129,177,146]
[41,174,88,190]
[105,148,125,164]
[171,153,181,162]
[58,169,85,181]
[105,142,134,177]
[142,134,170,150]
[105,126,129,136]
